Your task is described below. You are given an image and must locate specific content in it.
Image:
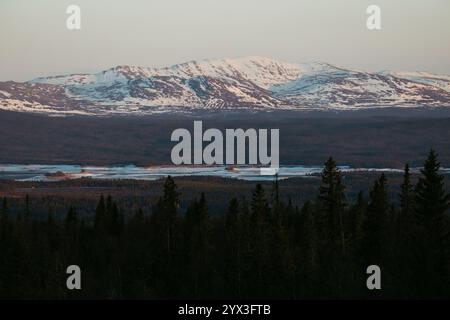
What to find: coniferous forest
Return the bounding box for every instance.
[0,150,449,299]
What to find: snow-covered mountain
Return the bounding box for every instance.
[272,63,450,110]
[1,56,449,115]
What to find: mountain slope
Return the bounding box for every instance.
[1,56,450,115]
[272,63,450,109]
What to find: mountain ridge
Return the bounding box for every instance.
[1,56,449,116]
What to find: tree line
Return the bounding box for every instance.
[0,150,449,299]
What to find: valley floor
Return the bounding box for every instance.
[0,109,450,168]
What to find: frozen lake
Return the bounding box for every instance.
[0,164,442,182]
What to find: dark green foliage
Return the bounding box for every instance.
[400,164,414,217]
[318,158,347,255]
[317,157,348,296]
[294,201,319,297]
[223,198,242,298]
[362,173,390,268]
[392,164,419,297]
[65,206,78,230]
[94,195,106,230]
[413,150,450,297]
[0,153,449,299]
[182,193,211,298]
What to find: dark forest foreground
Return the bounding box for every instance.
[0,150,449,299]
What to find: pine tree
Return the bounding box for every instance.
[1,197,7,216]
[149,176,182,297]
[106,195,113,216]
[346,192,366,272]
[348,192,366,250]
[295,201,319,297]
[318,157,347,256]
[0,198,12,296]
[0,198,8,239]
[123,208,150,297]
[400,164,414,217]
[272,174,280,210]
[46,209,60,253]
[94,195,106,230]
[251,184,269,219]
[268,197,294,298]
[247,184,271,297]
[415,150,450,229]
[393,163,419,297]
[109,201,124,237]
[316,157,348,296]
[224,198,242,298]
[24,194,31,220]
[362,174,390,268]
[182,193,211,297]
[65,206,78,230]
[63,205,81,278]
[345,191,368,295]
[161,176,180,254]
[414,150,450,297]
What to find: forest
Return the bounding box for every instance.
[2,110,450,168]
[0,150,449,299]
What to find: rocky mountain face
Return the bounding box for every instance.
[1,56,449,115]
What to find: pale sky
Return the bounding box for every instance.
[1,0,449,81]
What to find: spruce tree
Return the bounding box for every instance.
[65,206,78,230]
[346,191,367,295]
[415,150,450,230]
[348,191,366,250]
[269,199,294,298]
[24,194,31,220]
[64,205,80,263]
[224,198,242,298]
[94,195,106,230]
[400,164,414,217]
[272,174,280,211]
[295,201,318,297]
[161,176,180,254]
[149,176,182,297]
[394,163,419,297]
[109,201,124,237]
[316,157,348,296]
[414,150,450,297]
[362,174,390,268]
[183,193,211,297]
[0,198,8,240]
[248,184,271,297]
[318,157,347,256]
[1,197,7,216]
